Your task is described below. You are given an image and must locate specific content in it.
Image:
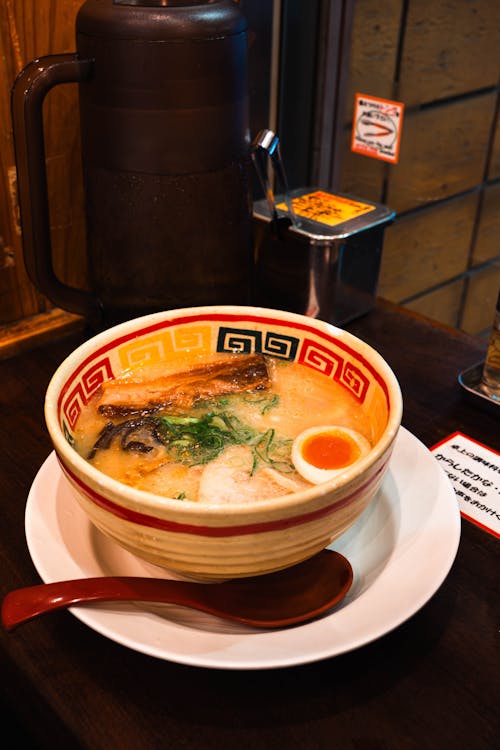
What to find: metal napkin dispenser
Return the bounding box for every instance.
[253,187,395,326]
[251,133,395,325]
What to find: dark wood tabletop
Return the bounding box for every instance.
[1,299,498,750]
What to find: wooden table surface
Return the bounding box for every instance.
[1,299,498,750]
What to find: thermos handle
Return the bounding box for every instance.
[11,54,102,323]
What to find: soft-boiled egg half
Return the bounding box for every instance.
[292,426,372,485]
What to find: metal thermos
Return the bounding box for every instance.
[12,0,252,327]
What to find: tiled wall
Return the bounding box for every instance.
[337,0,500,337]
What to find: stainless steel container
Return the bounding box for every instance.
[252,187,395,326]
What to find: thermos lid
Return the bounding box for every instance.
[77,0,247,40]
[113,1,210,5]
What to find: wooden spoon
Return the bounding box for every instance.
[2,550,352,631]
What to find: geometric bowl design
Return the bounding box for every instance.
[46,306,402,580]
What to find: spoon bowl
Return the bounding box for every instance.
[2,549,352,631]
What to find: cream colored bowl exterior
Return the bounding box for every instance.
[45,306,402,580]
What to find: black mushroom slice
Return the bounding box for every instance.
[87,417,166,460]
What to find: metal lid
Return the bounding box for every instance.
[254,187,395,241]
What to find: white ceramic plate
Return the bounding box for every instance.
[25,427,460,670]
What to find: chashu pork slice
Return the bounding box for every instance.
[198,445,311,505]
[97,354,270,417]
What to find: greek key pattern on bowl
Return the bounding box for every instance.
[296,337,369,403]
[62,357,114,430]
[118,325,212,370]
[217,327,299,360]
[341,360,370,401]
[217,327,370,403]
[298,337,344,377]
[61,320,372,437]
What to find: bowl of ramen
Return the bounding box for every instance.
[45,306,402,580]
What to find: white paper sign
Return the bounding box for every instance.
[351,93,405,164]
[431,432,500,539]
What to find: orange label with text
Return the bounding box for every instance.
[276,191,375,227]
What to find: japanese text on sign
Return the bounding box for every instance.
[431,432,500,538]
[351,93,405,164]
[276,191,375,227]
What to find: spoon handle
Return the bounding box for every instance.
[1,576,220,631]
[2,550,353,631]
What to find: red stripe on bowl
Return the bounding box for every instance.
[57,456,389,538]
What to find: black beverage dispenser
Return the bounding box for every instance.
[12,0,252,327]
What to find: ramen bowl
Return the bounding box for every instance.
[45,306,402,580]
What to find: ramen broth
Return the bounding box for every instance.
[73,355,374,503]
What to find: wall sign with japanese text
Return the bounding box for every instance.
[351,93,405,164]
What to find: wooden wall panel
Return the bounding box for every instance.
[343,0,402,122]
[471,183,500,267]
[0,0,84,326]
[398,0,499,106]
[379,193,478,301]
[337,127,386,203]
[0,307,83,361]
[335,0,499,337]
[461,264,500,335]
[403,278,465,329]
[386,94,496,213]
[488,114,500,180]
[0,1,39,322]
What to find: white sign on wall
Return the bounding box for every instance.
[351,93,405,164]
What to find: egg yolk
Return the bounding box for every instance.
[301,431,361,470]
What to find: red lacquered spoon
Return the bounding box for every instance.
[2,550,352,631]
